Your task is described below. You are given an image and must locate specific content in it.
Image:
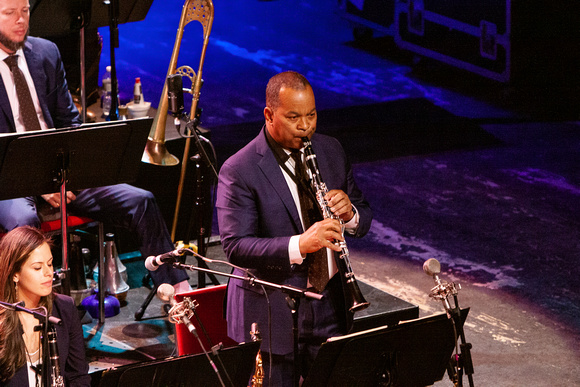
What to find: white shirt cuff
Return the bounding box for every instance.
[289,235,305,265]
[344,204,359,234]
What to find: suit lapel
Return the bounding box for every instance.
[23,39,54,128]
[23,40,47,108]
[255,130,304,233]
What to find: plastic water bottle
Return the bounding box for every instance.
[102,66,112,117]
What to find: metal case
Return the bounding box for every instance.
[394,0,580,86]
[395,0,511,82]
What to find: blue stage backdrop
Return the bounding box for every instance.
[97,0,432,128]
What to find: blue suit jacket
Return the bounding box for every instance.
[2,294,90,387]
[216,129,372,354]
[0,37,81,133]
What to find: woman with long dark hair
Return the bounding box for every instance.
[0,226,90,386]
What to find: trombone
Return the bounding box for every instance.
[142,0,214,241]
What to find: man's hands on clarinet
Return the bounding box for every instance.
[298,189,354,255]
[325,189,355,222]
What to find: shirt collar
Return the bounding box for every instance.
[0,47,24,63]
[264,125,300,164]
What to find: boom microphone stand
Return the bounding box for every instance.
[182,119,220,288]
[105,0,119,120]
[190,152,218,278]
[423,258,475,387]
[447,290,475,387]
[0,300,62,387]
[134,93,220,321]
[157,283,231,387]
[171,250,323,387]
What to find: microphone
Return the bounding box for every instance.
[423,257,442,280]
[156,283,177,303]
[157,283,197,336]
[167,74,185,122]
[145,248,185,271]
[423,258,453,311]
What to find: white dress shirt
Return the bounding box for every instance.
[281,148,360,282]
[0,47,49,132]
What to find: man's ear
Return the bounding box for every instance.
[264,107,273,123]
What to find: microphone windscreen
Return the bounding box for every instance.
[156,283,175,303]
[144,255,159,271]
[423,258,441,277]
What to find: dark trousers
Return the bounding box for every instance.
[0,183,188,286]
[260,274,348,387]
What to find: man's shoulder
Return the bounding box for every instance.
[23,36,60,61]
[223,131,265,166]
[24,36,57,50]
[312,132,344,153]
[313,132,338,144]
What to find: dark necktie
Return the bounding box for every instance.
[4,55,42,132]
[290,150,329,292]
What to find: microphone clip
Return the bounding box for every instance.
[428,280,460,302]
[168,296,198,326]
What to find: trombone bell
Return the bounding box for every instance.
[142,137,180,166]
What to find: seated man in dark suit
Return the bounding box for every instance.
[0,0,190,293]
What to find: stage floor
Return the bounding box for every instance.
[61,0,580,385]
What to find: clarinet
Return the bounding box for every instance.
[302,137,370,312]
[48,327,64,387]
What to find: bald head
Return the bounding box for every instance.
[266,71,312,111]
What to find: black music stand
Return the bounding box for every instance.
[29,0,153,38]
[96,0,155,120]
[30,0,154,121]
[0,118,150,314]
[185,134,220,289]
[93,341,260,387]
[303,309,469,387]
[134,132,220,321]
